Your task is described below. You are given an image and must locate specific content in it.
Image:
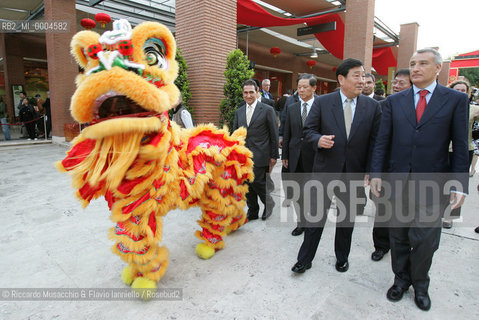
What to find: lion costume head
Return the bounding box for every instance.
[70,19,180,137]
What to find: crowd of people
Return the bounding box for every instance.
[0,91,51,141]
[231,47,477,312]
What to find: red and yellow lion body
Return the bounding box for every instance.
[56,19,253,293]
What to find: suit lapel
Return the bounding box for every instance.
[348,95,365,140]
[248,102,263,127]
[331,92,347,140]
[238,106,247,127]
[290,102,301,128]
[398,88,417,128]
[417,84,448,128]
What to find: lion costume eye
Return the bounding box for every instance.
[143,38,168,70]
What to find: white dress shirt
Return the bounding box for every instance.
[339,89,358,120]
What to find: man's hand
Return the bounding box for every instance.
[450,192,466,210]
[370,178,382,197]
[318,135,335,149]
[282,159,288,169]
[363,174,370,187]
[269,158,277,172]
[279,137,283,149]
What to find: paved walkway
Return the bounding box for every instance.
[0,143,478,319]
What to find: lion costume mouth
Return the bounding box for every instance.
[94,91,149,120]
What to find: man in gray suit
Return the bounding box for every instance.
[233,79,279,221]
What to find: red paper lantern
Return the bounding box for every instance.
[95,12,111,28]
[80,18,96,30]
[270,47,281,58]
[306,60,316,69]
[332,67,337,72]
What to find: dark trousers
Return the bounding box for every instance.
[297,175,356,265]
[389,184,444,292]
[246,165,274,216]
[25,122,36,139]
[370,189,390,252]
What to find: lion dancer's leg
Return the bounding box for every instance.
[195,187,232,260]
[108,191,168,294]
[195,178,248,259]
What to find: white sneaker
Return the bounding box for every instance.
[34,138,38,140]
[27,138,32,141]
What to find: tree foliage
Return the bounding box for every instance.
[174,48,192,114]
[459,68,479,87]
[219,49,254,128]
[375,79,385,92]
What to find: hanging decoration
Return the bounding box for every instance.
[306,60,316,69]
[80,18,96,30]
[95,12,112,28]
[270,47,281,58]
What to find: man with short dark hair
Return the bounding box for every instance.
[291,58,381,274]
[370,48,469,311]
[362,73,384,101]
[392,69,412,94]
[233,79,279,221]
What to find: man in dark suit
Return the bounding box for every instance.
[233,79,279,221]
[362,73,385,101]
[370,69,412,263]
[279,91,299,148]
[282,74,317,236]
[291,58,381,274]
[370,48,469,311]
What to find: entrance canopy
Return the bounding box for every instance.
[237,0,397,75]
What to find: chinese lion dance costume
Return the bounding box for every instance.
[56,19,253,293]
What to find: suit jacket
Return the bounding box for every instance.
[233,101,279,167]
[370,83,469,193]
[303,91,382,173]
[282,100,315,173]
[279,93,300,137]
[260,96,274,107]
[260,89,273,100]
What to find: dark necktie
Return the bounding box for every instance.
[301,102,308,125]
[416,90,429,122]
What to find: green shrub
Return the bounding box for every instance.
[174,48,192,114]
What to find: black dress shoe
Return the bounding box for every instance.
[291,262,312,273]
[386,285,407,302]
[371,249,386,261]
[414,291,431,311]
[247,212,259,221]
[291,227,304,236]
[261,208,273,220]
[475,226,479,233]
[335,261,349,272]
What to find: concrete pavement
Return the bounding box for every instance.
[0,143,478,319]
